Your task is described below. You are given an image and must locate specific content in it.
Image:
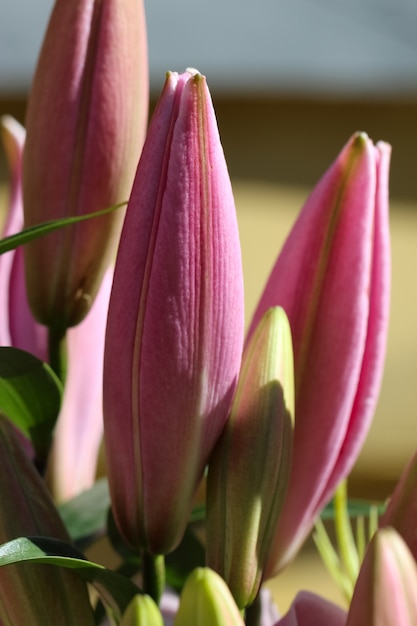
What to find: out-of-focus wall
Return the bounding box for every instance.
[2,95,417,198]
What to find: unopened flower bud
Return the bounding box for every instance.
[104,70,244,554]
[174,568,244,626]
[23,0,148,330]
[120,594,163,626]
[347,528,417,625]
[249,134,391,574]
[207,307,294,608]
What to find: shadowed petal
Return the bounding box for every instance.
[23,0,148,329]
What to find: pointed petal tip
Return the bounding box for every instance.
[185,66,203,77]
[1,115,25,167]
[376,140,392,159]
[0,114,25,138]
[354,131,369,142]
[350,131,392,159]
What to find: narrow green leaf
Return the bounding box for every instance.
[94,558,142,626]
[320,498,386,520]
[356,516,366,562]
[313,519,353,601]
[58,478,110,546]
[0,202,126,255]
[189,502,205,523]
[0,536,141,618]
[369,505,379,541]
[0,347,63,460]
[334,480,359,582]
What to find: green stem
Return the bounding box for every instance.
[48,327,67,382]
[142,552,165,605]
[313,518,353,601]
[334,480,359,584]
[245,592,261,626]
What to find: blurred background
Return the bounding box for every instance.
[0,0,416,612]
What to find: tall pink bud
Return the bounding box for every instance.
[248,134,391,574]
[103,71,244,554]
[23,0,148,331]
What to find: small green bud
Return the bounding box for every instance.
[174,567,244,626]
[174,568,244,626]
[207,307,294,608]
[120,594,164,626]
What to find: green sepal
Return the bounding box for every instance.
[58,478,110,547]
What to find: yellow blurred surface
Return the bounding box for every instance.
[266,543,345,613]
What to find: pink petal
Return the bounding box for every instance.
[346,528,417,625]
[23,0,148,328]
[380,449,417,561]
[104,71,244,554]
[247,134,391,574]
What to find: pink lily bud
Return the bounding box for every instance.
[0,116,47,361]
[174,568,245,626]
[103,70,244,554]
[248,133,391,574]
[45,267,113,501]
[346,528,417,625]
[380,449,417,561]
[0,415,95,625]
[1,117,110,495]
[206,307,294,608]
[23,0,148,331]
[277,591,346,626]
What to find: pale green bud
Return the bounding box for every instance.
[120,594,164,626]
[174,568,244,626]
[206,307,294,608]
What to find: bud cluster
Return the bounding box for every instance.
[0,1,411,626]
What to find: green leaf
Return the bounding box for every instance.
[189,502,205,523]
[0,202,126,255]
[0,536,141,619]
[320,498,386,520]
[107,506,139,559]
[58,478,110,546]
[0,347,63,461]
[94,558,142,626]
[165,526,205,592]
